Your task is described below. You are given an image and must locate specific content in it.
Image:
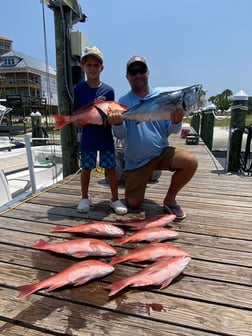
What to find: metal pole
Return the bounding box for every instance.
[24,133,36,194]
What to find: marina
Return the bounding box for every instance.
[1,2,252,334]
[0,132,251,336]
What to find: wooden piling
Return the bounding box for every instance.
[190,111,201,133]
[200,105,215,151]
[227,90,248,172]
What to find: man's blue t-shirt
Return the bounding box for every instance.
[113,87,182,170]
[73,81,115,152]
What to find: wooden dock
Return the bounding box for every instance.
[0,133,251,336]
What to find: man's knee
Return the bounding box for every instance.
[173,151,198,171]
[126,196,143,209]
[189,153,198,171]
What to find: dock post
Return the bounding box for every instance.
[200,105,215,151]
[227,90,248,172]
[191,110,201,133]
[24,133,36,194]
[31,111,43,146]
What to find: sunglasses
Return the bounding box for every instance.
[128,67,147,76]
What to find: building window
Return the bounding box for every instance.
[0,57,18,67]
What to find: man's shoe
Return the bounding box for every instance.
[109,200,128,215]
[163,204,186,220]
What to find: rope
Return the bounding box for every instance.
[41,0,52,124]
[192,109,231,121]
[212,110,230,121]
[38,2,61,184]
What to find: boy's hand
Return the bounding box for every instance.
[75,119,84,128]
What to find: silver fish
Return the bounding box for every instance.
[121,84,202,122]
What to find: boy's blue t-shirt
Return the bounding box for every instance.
[73,81,115,152]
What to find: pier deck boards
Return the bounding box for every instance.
[0,134,251,336]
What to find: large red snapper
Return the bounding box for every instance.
[105,256,191,297]
[52,100,128,129]
[114,227,178,245]
[32,238,116,258]
[116,214,176,230]
[110,243,190,265]
[17,260,115,298]
[52,222,124,237]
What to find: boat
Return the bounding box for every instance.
[0,135,63,210]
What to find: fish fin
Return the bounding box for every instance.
[32,239,47,249]
[94,106,108,126]
[17,283,41,298]
[73,278,90,286]
[152,238,163,243]
[47,282,67,292]
[52,114,70,130]
[72,101,94,115]
[72,252,87,258]
[160,278,173,289]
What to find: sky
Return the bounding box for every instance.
[1,0,252,101]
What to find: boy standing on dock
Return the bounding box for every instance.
[73,46,127,215]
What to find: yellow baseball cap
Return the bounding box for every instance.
[81,46,103,63]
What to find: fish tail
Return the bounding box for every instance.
[109,256,122,265]
[129,223,145,230]
[114,237,128,245]
[52,225,65,232]
[52,114,70,129]
[104,279,128,297]
[16,283,40,298]
[32,239,47,249]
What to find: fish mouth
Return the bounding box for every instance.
[183,84,202,110]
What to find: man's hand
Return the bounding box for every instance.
[170,108,184,124]
[107,111,123,125]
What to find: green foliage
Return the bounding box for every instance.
[184,114,252,128]
[208,89,233,111]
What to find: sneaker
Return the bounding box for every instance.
[109,200,128,215]
[77,197,91,213]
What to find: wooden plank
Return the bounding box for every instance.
[0,287,215,336]
[1,263,251,336]
[0,133,251,336]
[1,243,252,308]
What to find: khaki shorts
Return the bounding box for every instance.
[124,146,183,202]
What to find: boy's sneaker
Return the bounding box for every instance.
[109,200,128,215]
[77,197,91,213]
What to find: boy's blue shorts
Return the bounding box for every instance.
[80,150,116,169]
